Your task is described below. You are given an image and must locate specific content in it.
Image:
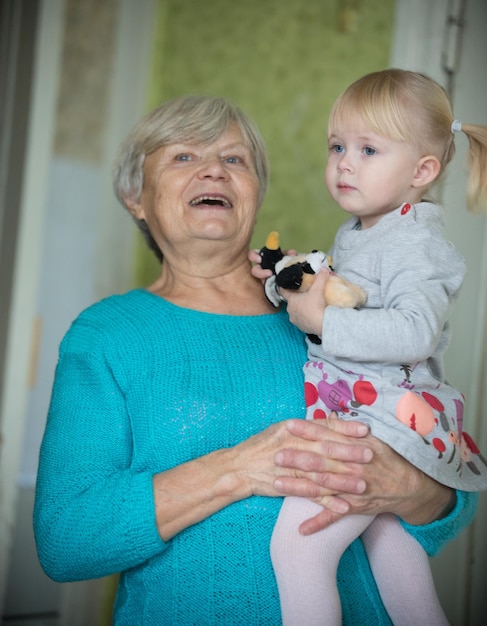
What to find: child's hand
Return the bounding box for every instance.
[281,268,329,337]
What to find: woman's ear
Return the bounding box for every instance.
[412,155,441,189]
[124,196,145,220]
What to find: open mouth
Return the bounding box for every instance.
[189,195,232,208]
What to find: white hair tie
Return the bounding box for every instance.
[451,119,462,134]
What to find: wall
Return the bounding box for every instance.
[19,0,118,489]
[0,0,63,613]
[1,0,156,622]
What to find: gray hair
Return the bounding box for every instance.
[113,96,270,261]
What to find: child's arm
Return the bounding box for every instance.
[315,229,465,363]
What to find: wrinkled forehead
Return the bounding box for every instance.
[162,116,246,146]
[142,125,253,180]
[147,123,254,165]
[172,122,246,148]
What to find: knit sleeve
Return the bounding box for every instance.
[33,318,166,582]
[400,490,478,557]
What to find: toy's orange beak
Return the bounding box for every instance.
[265,231,280,250]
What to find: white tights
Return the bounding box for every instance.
[270,497,449,626]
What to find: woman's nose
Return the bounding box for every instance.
[198,156,229,179]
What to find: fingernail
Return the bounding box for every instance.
[363,448,373,462]
[274,478,284,491]
[357,479,366,493]
[334,499,350,513]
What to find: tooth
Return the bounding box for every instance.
[190,195,230,207]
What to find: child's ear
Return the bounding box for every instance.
[412,155,441,188]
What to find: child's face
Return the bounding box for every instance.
[325,122,423,229]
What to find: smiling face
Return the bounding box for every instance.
[325,121,428,229]
[128,124,261,260]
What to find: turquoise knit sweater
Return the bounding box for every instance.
[33,290,477,625]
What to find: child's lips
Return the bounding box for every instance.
[337,182,356,192]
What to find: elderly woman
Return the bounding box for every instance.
[34,96,476,625]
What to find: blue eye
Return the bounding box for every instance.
[364,146,376,156]
[175,153,192,161]
[332,144,344,154]
[225,155,242,164]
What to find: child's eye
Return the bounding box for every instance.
[331,144,344,154]
[364,146,376,156]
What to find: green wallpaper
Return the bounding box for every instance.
[136,0,394,285]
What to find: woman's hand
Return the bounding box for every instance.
[236,417,372,501]
[275,419,454,535]
[154,414,450,542]
[153,417,373,541]
[248,248,273,281]
[247,248,298,282]
[335,431,453,525]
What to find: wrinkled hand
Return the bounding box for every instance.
[281,268,329,337]
[247,248,298,282]
[276,420,453,535]
[332,432,453,527]
[248,248,273,281]
[154,415,370,541]
[241,417,375,532]
[235,416,372,506]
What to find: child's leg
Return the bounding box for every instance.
[362,513,449,626]
[270,496,374,626]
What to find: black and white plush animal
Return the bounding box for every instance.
[259,231,367,310]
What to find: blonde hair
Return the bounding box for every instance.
[328,68,487,213]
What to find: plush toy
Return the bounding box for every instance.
[259,232,367,341]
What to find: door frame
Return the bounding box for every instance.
[392,1,487,623]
